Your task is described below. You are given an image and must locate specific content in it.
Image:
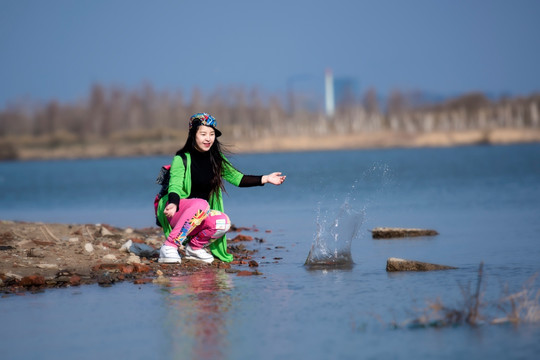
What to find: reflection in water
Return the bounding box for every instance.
[163,269,233,360]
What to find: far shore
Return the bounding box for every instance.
[5,128,540,161]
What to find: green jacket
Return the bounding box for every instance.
[156,152,244,262]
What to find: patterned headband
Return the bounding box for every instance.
[189,113,217,130]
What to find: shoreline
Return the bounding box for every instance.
[231,128,540,154]
[0,220,266,295]
[5,128,540,161]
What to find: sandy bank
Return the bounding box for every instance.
[9,128,540,161]
[232,128,540,153]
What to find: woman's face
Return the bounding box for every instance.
[194,125,216,152]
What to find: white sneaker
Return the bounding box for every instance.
[158,245,181,264]
[185,245,214,264]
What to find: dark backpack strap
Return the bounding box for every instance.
[179,152,187,171]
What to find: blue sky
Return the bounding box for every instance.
[1,0,539,108]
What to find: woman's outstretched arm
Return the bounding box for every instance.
[262,172,286,185]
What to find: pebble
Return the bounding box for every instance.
[27,248,45,258]
[84,243,94,253]
[36,263,59,269]
[153,270,169,285]
[5,272,22,280]
[69,275,81,286]
[120,240,133,253]
[20,275,46,287]
[127,254,141,264]
[100,227,114,236]
[103,254,117,261]
[124,228,134,234]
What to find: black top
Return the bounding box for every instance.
[189,149,214,200]
[168,151,263,207]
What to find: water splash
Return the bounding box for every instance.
[304,163,391,270]
[304,196,366,270]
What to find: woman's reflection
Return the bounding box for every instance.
[164,269,233,360]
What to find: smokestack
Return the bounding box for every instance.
[325,68,335,118]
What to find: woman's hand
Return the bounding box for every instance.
[262,172,286,185]
[164,203,178,218]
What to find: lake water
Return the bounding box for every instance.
[1,144,540,359]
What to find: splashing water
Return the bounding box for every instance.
[304,199,365,269]
[304,163,391,269]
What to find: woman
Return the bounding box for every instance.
[156,113,286,264]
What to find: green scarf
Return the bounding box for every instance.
[156,152,244,262]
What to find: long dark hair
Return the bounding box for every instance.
[176,124,230,196]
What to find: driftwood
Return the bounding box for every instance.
[386,257,457,272]
[371,227,439,239]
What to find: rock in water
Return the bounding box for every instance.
[386,257,457,272]
[305,250,354,270]
[371,227,439,239]
[305,201,362,270]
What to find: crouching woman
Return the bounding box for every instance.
[156,113,286,264]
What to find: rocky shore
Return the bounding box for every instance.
[0,220,269,295]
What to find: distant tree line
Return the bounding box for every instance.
[0,83,539,156]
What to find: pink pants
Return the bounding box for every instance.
[165,198,231,250]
